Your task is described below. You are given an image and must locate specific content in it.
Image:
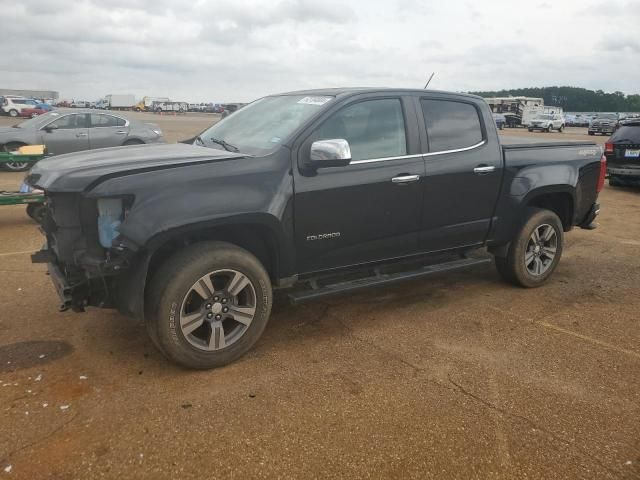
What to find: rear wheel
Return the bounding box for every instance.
[146,241,272,369]
[8,109,18,117]
[2,142,30,171]
[609,176,624,187]
[558,125,564,132]
[26,204,47,224]
[494,208,564,288]
[123,139,144,146]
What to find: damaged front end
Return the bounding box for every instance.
[31,191,139,313]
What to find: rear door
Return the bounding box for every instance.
[418,98,502,252]
[293,96,425,273]
[40,113,89,154]
[89,114,129,149]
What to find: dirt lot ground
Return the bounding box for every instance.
[0,113,638,479]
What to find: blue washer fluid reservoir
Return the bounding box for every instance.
[97,198,123,248]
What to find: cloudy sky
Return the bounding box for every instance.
[1,0,638,102]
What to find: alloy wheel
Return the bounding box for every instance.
[179,269,257,351]
[524,224,557,276]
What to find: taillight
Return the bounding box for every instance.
[597,154,606,193]
[604,142,614,154]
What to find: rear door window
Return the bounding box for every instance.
[421,100,483,152]
[315,98,407,161]
[91,114,125,127]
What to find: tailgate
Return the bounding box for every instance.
[608,143,640,166]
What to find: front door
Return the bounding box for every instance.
[293,97,425,274]
[40,113,89,155]
[418,98,502,252]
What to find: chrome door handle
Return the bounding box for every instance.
[115,130,127,135]
[392,175,420,184]
[76,133,88,137]
[473,165,496,174]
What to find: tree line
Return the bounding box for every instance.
[469,86,640,112]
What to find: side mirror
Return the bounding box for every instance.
[309,139,351,168]
[43,124,57,133]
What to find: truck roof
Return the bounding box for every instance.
[277,87,483,101]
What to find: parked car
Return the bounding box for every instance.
[492,113,506,130]
[0,109,165,171]
[589,113,618,136]
[1,97,39,117]
[528,114,565,132]
[70,100,90,108]
[19,107,50,118]
[26,88,604,369]
[605,118,640,187]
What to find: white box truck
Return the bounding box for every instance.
[104,94,136,110]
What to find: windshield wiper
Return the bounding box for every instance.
[210,137,239,153]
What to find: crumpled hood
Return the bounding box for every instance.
[28,143,245,192]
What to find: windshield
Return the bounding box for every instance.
[198,94,334,155]
[597,114,617,120]
[537,114,553,120]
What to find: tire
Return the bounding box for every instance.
[2,142,30,171]
[588,131,594,136]
[26,204,47,224]
[558,125,563,133]
[609,176,624,187]
[123,139,144,146]
[528,128,533,132]
[145,241,273,369]
[494,208,564,288]
[546,125,552,132]
[8,109,18,118]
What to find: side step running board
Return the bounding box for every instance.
[288,256,492,304]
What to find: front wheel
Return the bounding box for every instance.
[146,241,273,369]
[2,142,30,171]
[494,208,564,288]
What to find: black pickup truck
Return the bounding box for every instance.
[28,88,605,369]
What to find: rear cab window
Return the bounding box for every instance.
[420,99,484,152]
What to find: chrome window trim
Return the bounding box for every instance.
[423,140,486,157]
[349,140,486,165]
[350,153,424,165]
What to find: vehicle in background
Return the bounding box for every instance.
[484,96,544,128]
[135,97,170,112]
[528,114,565,132]
[70,100,90,108]
[589,113,618,136]
[188,104,204,112]
[56,100,72,108]
[605,118,640,187]
[152,101,188,114]
[220,103,245,118]
[99,94,136,111]
[1,97,39,117]
[492,113,506,130]
[0,109,165,171]
[20,106,51,118]
[27,88,604,369]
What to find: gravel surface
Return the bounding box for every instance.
[0,115,638,479]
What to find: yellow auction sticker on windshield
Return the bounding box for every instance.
[297,96,333,106]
